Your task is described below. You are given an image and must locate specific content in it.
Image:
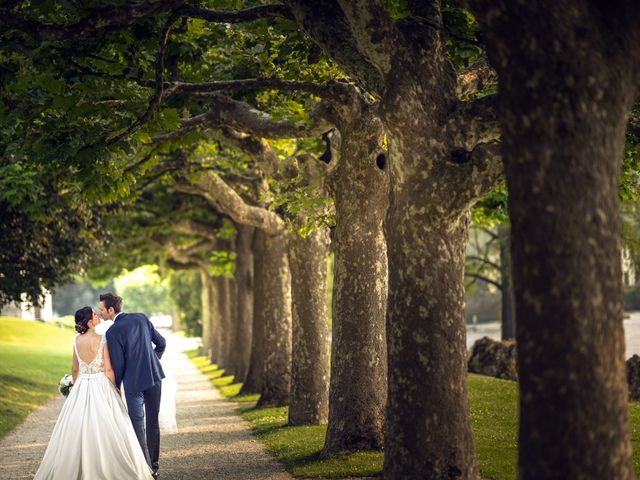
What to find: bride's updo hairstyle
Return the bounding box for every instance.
[75,306,93,334]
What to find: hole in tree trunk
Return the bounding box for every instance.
[450,148,471,164]
[375,153,386,170]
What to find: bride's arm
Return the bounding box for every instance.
[103,342,118,390]
[71,345,79,383]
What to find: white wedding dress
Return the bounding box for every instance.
[34,335,154,480]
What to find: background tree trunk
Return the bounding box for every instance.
[256,232,293,408]
[499,223,516,340]
[288,225,331,425]
[322,103,389,456]
[240,230,266,394]
[199,270,217,362]
[232,224,254,382]
[215,275,233,371]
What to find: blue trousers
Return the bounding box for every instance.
[125,382,162,472]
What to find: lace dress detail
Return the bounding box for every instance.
[34,334,154,479]
[75,335,106,375]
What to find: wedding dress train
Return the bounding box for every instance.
[34,335,154,480]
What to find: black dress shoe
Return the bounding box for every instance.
[152,471,159,479]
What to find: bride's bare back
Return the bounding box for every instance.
[75,331,103,364]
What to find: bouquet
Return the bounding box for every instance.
[58,374,73,397]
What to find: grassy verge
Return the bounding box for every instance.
[189,350,640,479]
[0,317,76,439]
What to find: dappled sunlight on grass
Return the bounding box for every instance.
[0,317,76,439]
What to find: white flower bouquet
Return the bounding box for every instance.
[58,374,73,397]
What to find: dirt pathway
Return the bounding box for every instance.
[0,331,293,480]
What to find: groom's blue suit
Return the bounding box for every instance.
[106,312,166,474]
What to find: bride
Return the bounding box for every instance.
[34,306,154,480]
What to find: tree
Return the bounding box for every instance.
[168,269,202,337]
[469,1,640,478]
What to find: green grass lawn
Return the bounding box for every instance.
[189,351,640,479]
[0,317,75,439]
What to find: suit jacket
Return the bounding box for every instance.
[105,312,166,393]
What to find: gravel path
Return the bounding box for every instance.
[0,331,293,480]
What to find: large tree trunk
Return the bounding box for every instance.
[380,48,499,476]
[232,224,254,382]
[240,230,266,395]
[385,196,477,478]
[470,2,639,478]
[287,225,331,425]
[256,231,293,408]
[498,223,516,340]
[507,100,633,479]
[322,102,389,456]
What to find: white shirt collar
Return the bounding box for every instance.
[114,312,125,321]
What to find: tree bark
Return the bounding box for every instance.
[385,201,477,478]
[240,229,266,395]
[232,224,254,381]
[256,231,293,408]
[470,2,640,477]
[288,224,331,425]
[498,223,516,340]
[199,270,218,362]
[322,99,389,456]
[214,275,232,370]
[381,43,493,478]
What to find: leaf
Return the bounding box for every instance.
[161,108,181,131]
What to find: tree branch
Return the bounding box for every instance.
[107,10,180,145]
[335,0,395,79]
[464,271,503,290]
[457,57,498,98]
[153,93,333,144]
[178,4,294,22]
[444,141,504,212]
[172,220,219,241]
[285,0,387,95]
[447,94,500,150]
[165,77,352,102]
[0,2,292,41]
[166,257,202,271]
[0,1,184,41]
[175,172,285,236]
[466,254,501,272]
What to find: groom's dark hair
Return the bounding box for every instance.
[100,292,123,313]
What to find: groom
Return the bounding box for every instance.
[99,292,166,479]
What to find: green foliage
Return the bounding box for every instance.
[119,282,172,315]
[442,2,483,70]
[622,108,640,201]
[169,272,202,337]
[472,183,508,227]
[0,317,75,439]
[0,181,102,307]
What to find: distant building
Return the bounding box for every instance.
[0,291,54,321]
